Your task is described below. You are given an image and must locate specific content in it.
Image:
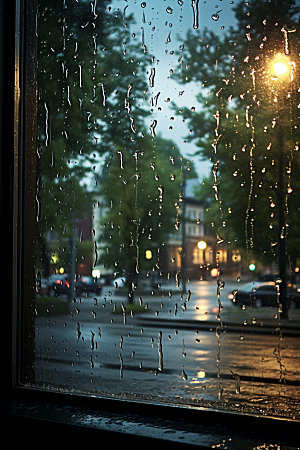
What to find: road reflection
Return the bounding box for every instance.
[34,276,300,419]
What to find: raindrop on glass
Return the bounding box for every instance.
[191,0,199,29]
[212,10,222,21]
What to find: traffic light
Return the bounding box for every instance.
[249,263,256,271]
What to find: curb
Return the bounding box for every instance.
[136,315,300,336]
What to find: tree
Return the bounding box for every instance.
[98,134,184,300]
[173,0,300,271]
[36,1,151,276]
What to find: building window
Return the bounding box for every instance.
[16,0,300,421]
[232,250,241,262]
[217,250,227,264]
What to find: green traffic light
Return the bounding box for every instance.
[249,264,256,271]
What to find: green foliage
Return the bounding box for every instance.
[36,1,152,275]
[174,0,300,266]
[98,134,183,279]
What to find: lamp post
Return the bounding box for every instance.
[272,56,291,319]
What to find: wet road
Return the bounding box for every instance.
[34,279,300,415]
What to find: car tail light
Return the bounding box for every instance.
[56,280,62,285]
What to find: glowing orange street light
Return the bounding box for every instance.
[197,240,207,250]
[211,268,219,278]
[273,62,288,77]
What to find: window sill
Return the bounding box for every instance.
[1,387,299,448]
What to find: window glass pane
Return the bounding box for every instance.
[24,0,300,418]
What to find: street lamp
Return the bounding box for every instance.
[197,240,207,250]
[271,54,292,319]
[273,62,288,77]
[271,54,290,79]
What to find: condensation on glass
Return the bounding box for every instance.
[27,0,300,419]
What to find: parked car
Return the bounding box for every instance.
[76,276,102,296]
[47,273,70,297]
[229,281,299,308]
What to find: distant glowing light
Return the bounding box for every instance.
[211,268,219,277]
[92,269,101,278]
[51,254,58,264]
[197,240,207,250]
[145,250,152,259]
[196,371,206,378]
[273,62,288,76]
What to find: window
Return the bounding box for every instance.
[9,0,300,437]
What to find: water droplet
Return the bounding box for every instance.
[130,116,136,133]
[149,67,155,87]
[149,119,157,137]
[166,6,173,14]
[141,2,146,7]
[191,0,199,29]
[158,331,163,371]
[166,30,171,44]
[35,272,41,293]
[211,10,222,21]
